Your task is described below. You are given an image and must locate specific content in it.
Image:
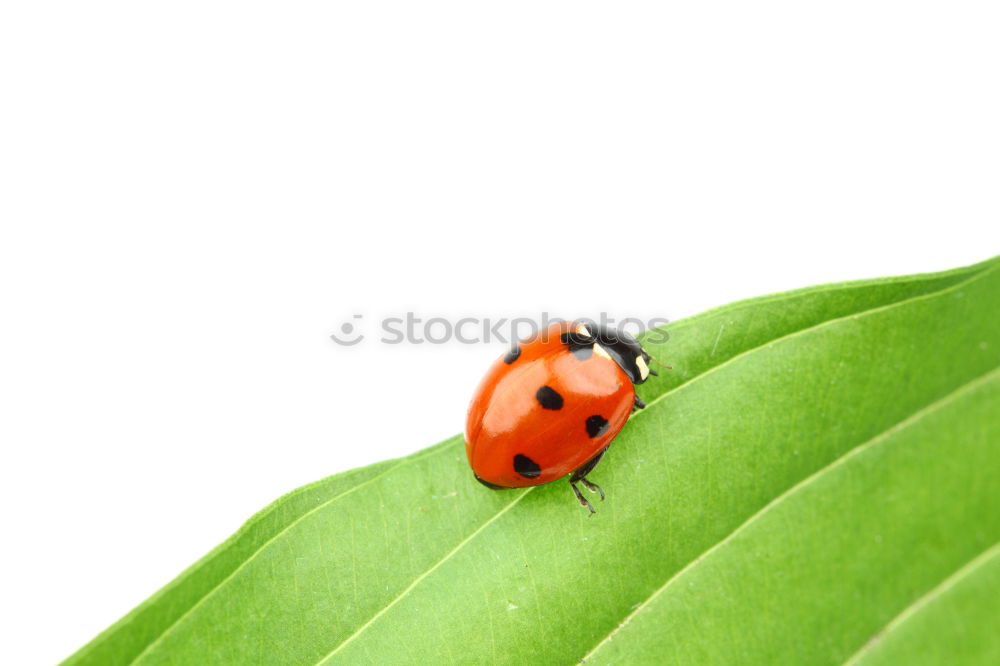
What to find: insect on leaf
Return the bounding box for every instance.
[63,256,1000,665]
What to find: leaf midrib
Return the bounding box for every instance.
[127,260,999,665]
[315,489,531,664]
[127,446,451,665]
[579,362,1000,664]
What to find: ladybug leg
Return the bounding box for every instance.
[579,477,605,500]
[632,395,647,412]
[568,448,608,513]
[571,482,597,514]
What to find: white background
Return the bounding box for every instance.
[1,2,998,663]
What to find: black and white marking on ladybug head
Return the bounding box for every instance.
[572,321,652,385]
[560,328,595,360]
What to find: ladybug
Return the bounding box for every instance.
[465,320,656,513]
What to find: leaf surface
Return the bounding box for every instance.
[63,257,1000,665]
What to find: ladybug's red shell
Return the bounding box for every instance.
[465,321,638,488]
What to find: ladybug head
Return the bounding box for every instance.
[565,322,653,385]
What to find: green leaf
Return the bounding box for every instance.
[64,257,1000,665]
[845,543,1000,666]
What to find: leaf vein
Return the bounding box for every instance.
[840,540,1000,666]
[314,489,530,664]
[127,446,449,665]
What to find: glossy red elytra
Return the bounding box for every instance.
[464,320,656,513]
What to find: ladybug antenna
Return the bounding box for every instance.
[645,353,672,372]
[652,358,673,371]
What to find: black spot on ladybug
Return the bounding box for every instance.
[513,454,542,479]
[535,385,564,410]
[503,345,521,364]
[585,415,609,438]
